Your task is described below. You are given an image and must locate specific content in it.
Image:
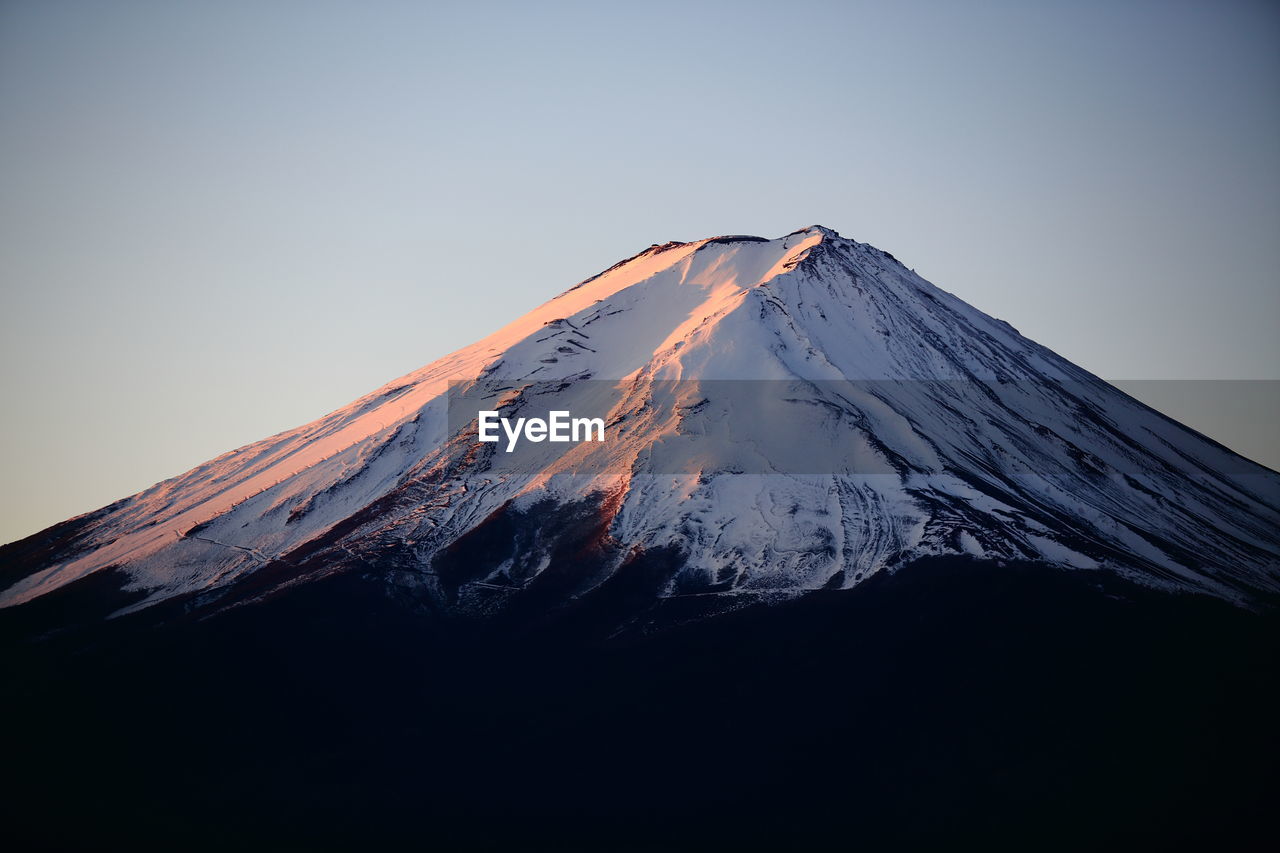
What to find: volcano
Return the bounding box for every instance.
[3,225,1276,625]
[2,226,1277,850]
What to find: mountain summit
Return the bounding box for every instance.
[6,226,1280,849]
[3,226,1278,627]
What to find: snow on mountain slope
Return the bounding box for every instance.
[2,226,1278,619]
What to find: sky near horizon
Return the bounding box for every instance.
[1,0,1278,545]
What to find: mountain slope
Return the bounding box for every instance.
[2,226,1278,625]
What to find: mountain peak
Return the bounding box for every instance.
[2,224,1277,622]
[788,224,842,239]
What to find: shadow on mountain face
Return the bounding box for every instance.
[1,557,1276,852]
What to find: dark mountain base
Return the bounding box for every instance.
[2,557,1277,851]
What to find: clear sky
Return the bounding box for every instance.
[1,0,1277,545]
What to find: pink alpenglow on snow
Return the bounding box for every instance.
[1,226,1277,620]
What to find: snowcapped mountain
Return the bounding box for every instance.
[3,225,1278,625]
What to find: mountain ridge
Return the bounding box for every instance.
[2,226,1277,627]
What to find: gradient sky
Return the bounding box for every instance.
[1,0,1277,545]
